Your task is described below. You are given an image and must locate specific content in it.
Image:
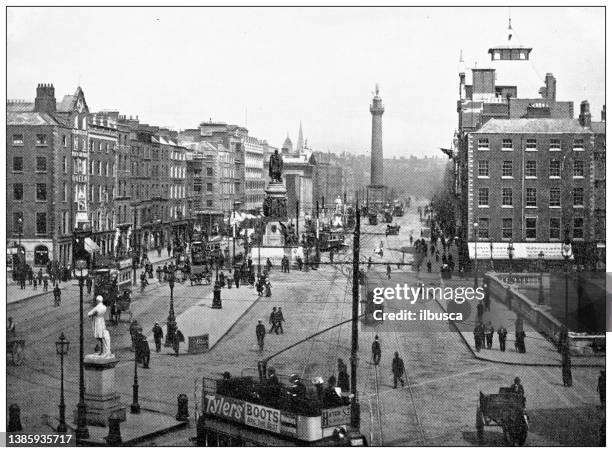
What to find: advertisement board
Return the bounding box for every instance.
[321,405,351,428]
[468,242,573,260]
[203,393,244,424]
[244,402,281,433]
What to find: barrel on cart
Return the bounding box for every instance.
[476,387,528,446]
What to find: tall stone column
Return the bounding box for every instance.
[370,84,384,186]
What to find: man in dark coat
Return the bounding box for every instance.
[485,322,495,349]
[269,307,277,333]
[256,320,266,352]
[497,326,508,352]
[137,333,150,368]
[275,308,285,334]
[372,335,381,366]
[173,329,185,356]
[152,322,164,353]
[53,284,61,307]
[511,377,526,406]
[234,269,240,288]
[391,351,405,388]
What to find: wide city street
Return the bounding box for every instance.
[6,201,603,446]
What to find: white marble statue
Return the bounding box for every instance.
[87,295,107,354]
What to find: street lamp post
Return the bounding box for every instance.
[538,250,545,305]
[17,217,23,271]
[473,222,478,289]
[74,259,89,440]
[165,271,177,347]
[561,233,573,386]
[55,332,70,433]
[131,340,141,414]
[507,241,515,284]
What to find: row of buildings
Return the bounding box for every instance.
[6,84,361,267]
[442,30,605,268]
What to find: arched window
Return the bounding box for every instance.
[34,245,49,266]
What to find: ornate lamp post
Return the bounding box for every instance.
[473,221,478,289]
[74,259,89,440]
[507,241,515,284]
[538,250,545,305]
[55,332,70,433]
[165,271,177,347]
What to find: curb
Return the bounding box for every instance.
[433,297,603,368]
[208,291,263,352]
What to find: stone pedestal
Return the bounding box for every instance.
[75,355,126,427]
[263,222,284,247]
[262,181,288,247]
[367,185,386,210]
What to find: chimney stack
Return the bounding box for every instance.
[34,83,56,113]
[579,100,591,128]
[544,73,556,101]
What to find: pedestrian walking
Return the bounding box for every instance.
[297,256,303,271]
[391,351,405,388]
[249,272,255,288]
[497,326,508,352]
[256,320,266,352]
[435,250,440,262]
[152,322,164,353]
[427,261,432,273]
[269,307,277,333]
[409,235,413,245]
[33,277,37,290]
[86,277,92,295]
[53,284,61,307]
[276,308,285,334]
[167,244,172,258]
[234,270,240,288]
[43,274,49,291]
[219,271,225,287]
[266,258,273,273]
[137,333,151,368]
[256,278,264,296]
[37,269,43,286]
[598,370,605,408]
[562,346,573,387]
[386,264,392,280]
[515,330,526,353]
[473,323,482,352]
[372,335,381,366]
[485,322,494,349]
[173,328,185,356]
[227,272,233,289]
[476,301,484,322]
[265,278,272,297]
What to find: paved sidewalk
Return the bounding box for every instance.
[434,281,604,367]
[6,249,176,305]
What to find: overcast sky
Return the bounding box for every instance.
[7,6,605,157]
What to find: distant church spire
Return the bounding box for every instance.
[297,121,304,152]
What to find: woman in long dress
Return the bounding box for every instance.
[265,279,272,297]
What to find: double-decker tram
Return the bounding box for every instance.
[196,373,366,447]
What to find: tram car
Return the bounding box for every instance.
[92,256,133,313]
[392,201,404,217]
[319,229,345,252]
[190,240,212,285]
[197,374,366,447]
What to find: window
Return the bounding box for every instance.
[478,160,489,177]
[549,139,561,151]
[206,183,213,193]
[89,160,94,175]
[502,218,513,239]
[573,138,584,151]
[573,161,584,177]
[36,212,47,234]
[12,134,24,145]
[13,212,23,232]
[502,161,513,177]
[63,182,68,202]
[12,156,23,172]
[36,183,47,201]
[73,137,78,151]
[525,217,537,239]
[502,188,513,206]
[549,188,561,207]
[105,162,109,176]
[63,156,67,173]
[35,134,47,145]
[525,161,537,177]
[478,218,489,239]
[13,183,23,201]
[573,217,584,239]
[573,187,584,207]
[526,188,537,207]
[525,139,537,151]
[478,188,489,206]
[98,161,102,176]
[550,218,560,240]
[502,139,513,151]
[36,156,47,172]
[62,135,67,147]
[478,138,489,150]
[549,160,561,178]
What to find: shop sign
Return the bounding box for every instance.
[244,402,281,433]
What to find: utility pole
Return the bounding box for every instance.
[350,191,361,431]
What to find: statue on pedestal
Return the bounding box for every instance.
[87,295,113,358]
[268,149,283,183]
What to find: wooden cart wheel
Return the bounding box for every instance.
[476,407,484,442]
[514,415,528,446]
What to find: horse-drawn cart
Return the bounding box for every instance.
[476,387,528,446]
[385,224,400,236]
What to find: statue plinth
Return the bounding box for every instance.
[74,356,126,427]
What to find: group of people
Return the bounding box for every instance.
[371,335,407,389]
[255,306,286,352]
[13,262,72,290]
[129,320,186,363]
[473,322,509,352]
[280,255,291,273]
[255,274,272,297]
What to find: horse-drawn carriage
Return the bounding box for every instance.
[476,387,529,446]
[385,224,400,236]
